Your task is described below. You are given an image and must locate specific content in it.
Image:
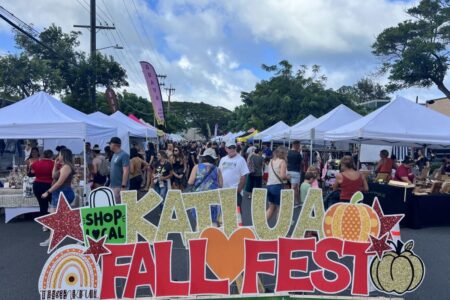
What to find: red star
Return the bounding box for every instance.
[372,198,404,239]
[367,234,393,259]
[83,236,111,263]
[35,194,84,253]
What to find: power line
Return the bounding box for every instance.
[121,0,147,48]
[130,0,165,73]
[93,0,114,24]
[75,0,90,13]
[73,0,116,107]
[98,0,167,85]
[104,37,148,98]
[0,6,59,57]
[99,0,117,25]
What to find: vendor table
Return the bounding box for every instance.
[365,182,410,217]
[406,193,450,229]
[366,182,450,229]
[0,187,84,223]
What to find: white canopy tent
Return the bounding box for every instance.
[282,106,361,164]
[0,92,116,141]
[254,121,290,140]
[289,105,361,141]
[270,115,317,141]
[89,112,131,153]
[0,91,118,197]
[221,131,245,143]
[325,96,450,148]
[167,133,185,142]
[110,111,157,139]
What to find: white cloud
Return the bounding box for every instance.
[177,55,192,70]
[1,0,447,111]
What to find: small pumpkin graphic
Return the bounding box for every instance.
[371,240,425,295]
[323,191,379,242]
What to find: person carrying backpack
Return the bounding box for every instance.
[92,145,109,188]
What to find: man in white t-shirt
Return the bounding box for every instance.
[219,140,250,209]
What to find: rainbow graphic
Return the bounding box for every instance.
[38,245,101,299]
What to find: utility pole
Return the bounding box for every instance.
[165,84,175,114]
[157,74,167,87]
[74,0,115,108]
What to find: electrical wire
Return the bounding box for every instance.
[74,0,162,117]
[75,0,90,14]
[130,0,165,73]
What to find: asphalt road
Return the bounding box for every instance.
[1,194,449,299]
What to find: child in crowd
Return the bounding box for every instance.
[307,166,320,188]
[300,172,315,205]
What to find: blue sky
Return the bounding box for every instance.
[0,0,447,109]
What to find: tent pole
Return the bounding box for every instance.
[83,139,87,205]
[270,140,273,150]
[309,128,314,167]
[357,143,361,170]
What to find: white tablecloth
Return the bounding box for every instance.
[0,187,83,208]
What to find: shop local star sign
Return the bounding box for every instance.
[35,188,425,299]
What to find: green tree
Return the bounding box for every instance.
[337,77,390,104]
[0,25,128,111]
[169,101,232,138]
[227,61,362,131]
[372,0,450,98]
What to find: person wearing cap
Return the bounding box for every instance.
[219,140,250,210]
[394,156,415,184]
[108,137,130,203]
[188,147,223,226]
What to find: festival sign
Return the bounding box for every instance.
[36,187,425,299]
[81,187,127,244]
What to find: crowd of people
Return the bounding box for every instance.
[19,135,450,245]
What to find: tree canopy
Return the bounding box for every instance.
[227,61,364,131]
[372,0,450,98]
[337,78,390,104]
[0,24,128,111]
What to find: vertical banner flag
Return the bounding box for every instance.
[140,61,165,125]
[105,87,119,113]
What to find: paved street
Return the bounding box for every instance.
[1,194,449,299]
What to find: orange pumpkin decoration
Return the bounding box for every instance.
[323,192,380,242]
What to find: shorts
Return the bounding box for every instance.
[93,173,107,185]
[51,187,75,208]
[267,184,283,206]
[287,171,301,185]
